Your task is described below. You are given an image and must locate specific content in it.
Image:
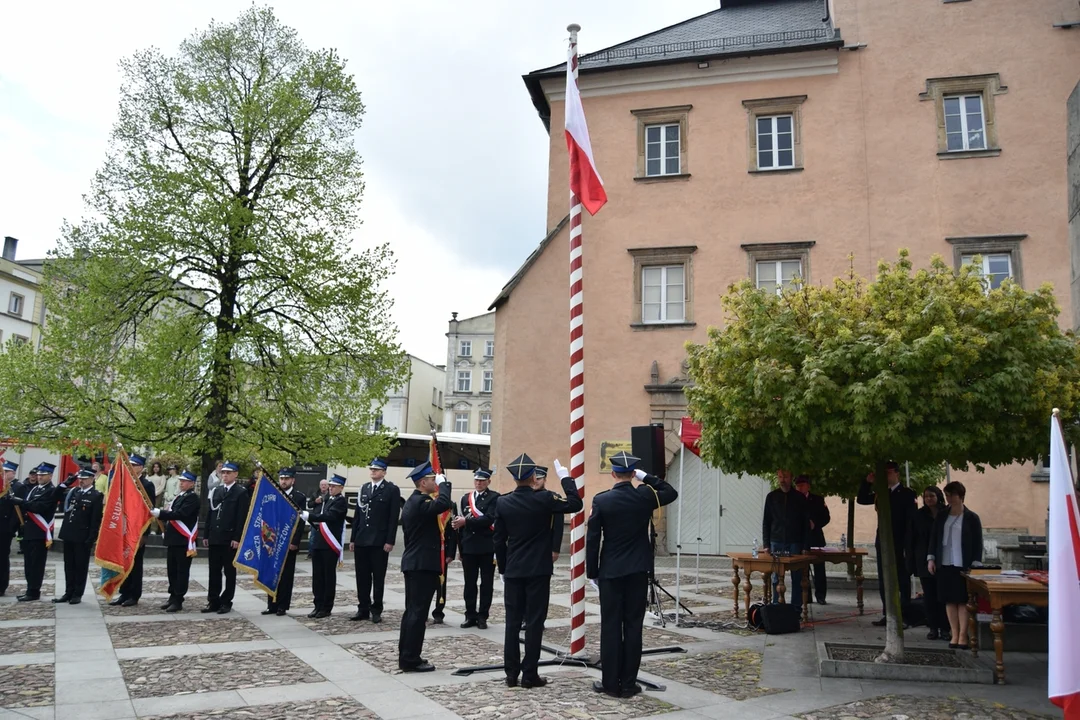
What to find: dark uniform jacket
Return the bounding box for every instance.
[0,480,23,535]
[282,488,307,548]
[857,481,917,551]
[494,476,583,579]
[908,506,940,578]
[400,481,454,573]
[928,507,984,571]
[551,512,565,555]
[157,490,201,547]
[16,483,58,540]
[207,482,249,546]
[308,491,329,510]
[762,488,810,548]
[138,474,157,537]
[58,487,104,544]
[586,473,678,580]
[351,480,401,548]
[458,488,500,554]
[308,493,348,552]
[805,492,830,548]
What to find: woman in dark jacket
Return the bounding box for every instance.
[928,481,983,649]
[909,485,946,640]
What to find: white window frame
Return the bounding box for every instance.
[943,94,986,152]
[484,340,495,357]
[456,370,472,393]
[12,335,28,346]
[644,123,681,177]
[755,259,803,295]
[755,115,795,170]
[480,412,492,435]
[454,412,470,433]
[961,252,1013,290]
[640,264,686,325]
[8,293,24,317]
[459,340,471,357]
[482,370,493,393]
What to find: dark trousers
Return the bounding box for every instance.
[769,541,804,610]
[433,565,448,620]
[63,540,92,599]
[811,561,827,602]
[207,544,237,607]
[875,544,911,615]
[461,552,495,620]
[354,545,389,614]
[598,573,649,694]
[503,575,550,681]
[22,539,47,597]
[268,550,299,611]
[311,549,338,612]
[119,543,146,600]
[399,571,438,667]
[920,575,946,631]
[166,545,192,605]
[0,532,12,594]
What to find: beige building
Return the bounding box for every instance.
[443,311,496,436]
[491,0,1080,549]
[372,354,446,434]
[0,237,44,349]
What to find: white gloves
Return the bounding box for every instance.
[553,459,571,480]
[150,508,161,518]
[634,469,647,481]
[435,473,447,484]
[301,511,310,522]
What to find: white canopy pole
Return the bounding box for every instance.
[675,443,684,625]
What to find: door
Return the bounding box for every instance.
[666,448,720,555]
[718,468,772,554]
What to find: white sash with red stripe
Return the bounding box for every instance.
[28,512,53,547]
[467,491,493,530]
[318,522,345,566]
[169,520,198,556]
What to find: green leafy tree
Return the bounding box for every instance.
[686,252,1080,661]
[0,7,408,506]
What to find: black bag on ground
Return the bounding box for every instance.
[906,596,927,627]
[760,604,801,634]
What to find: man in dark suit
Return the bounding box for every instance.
[857,461,917,626]
[153,470,200,612]
[397,461,453,672]
[533,467,565,561]
[451,467,499,629]
[203,461,248,614]
[349,459,401,623]
[0,460,22,596]
[113,454,157,607]
[11,463,58,601]
[586,451,678,698]
[494,453,583,689]
[303,473,348,618]
[54,469,104,604]
[263,467,306,616]
[796,475,831,605]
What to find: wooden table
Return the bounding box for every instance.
[963,571,1048,684]
[807,548,868,615]
[728,552,812,623]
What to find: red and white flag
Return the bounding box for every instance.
[565,40,606,215]
[1049,412,1080,718]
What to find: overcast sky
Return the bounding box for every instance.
[0,0,717,363]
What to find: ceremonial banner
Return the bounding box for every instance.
[1049,412,1080,718]
[680,417,702,457]
[95,452,153,600]
[430,432,452,580]
[234,477,300,600]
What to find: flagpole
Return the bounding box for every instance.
[675,443,684,626]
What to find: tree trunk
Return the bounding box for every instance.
[873,459,906,662]
[846,496,856,579]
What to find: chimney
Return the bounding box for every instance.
[2,237,17,262]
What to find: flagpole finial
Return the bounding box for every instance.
[568,23,581,36]
[1053,408,1060,417]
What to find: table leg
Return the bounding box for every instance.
[967,592,979,658]
[802,566,810,624]
[764,578,771,604]
[732,565,741,617]
[776,572,787,605]
[855,559,864,615]
[743,572,753,620]
[990,608,1005,684]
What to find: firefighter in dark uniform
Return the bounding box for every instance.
[152,470,200,612]
[349,458,401,623]
[54,469,104,604]
[452,467,499,629]
[398,461,453,672]
[0,460,22,596]
[586,451,679,698]
[431,503,457,625]
[203,461,248,614]
[263,467,306,616]
[113,454,157,607]
[11,463,58,601]
[302,473,348,618]
[533,467,566,562]
[494,453,583,688]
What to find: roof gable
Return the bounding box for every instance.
[489,214,570,311]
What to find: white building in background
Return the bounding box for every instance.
[0,237,44,349]
[371,354,446,434]
[443,311,495,436]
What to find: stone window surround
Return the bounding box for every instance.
[628,245,697,331]
[631,105,692,182]
[742,95,807,173]
[919,73,1007,159]
[741,241,815,287]
[945,234,1026,288]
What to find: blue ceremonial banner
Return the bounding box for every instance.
[233,477,300,600]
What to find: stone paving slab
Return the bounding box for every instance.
[0,624,54,653]
[143,697,379,720]
[549,579,599,597]
[445,600,577,625]
[108,616,271,648]
[0,600,55,621]
[795,694,1055,719]
[418,671,677,719]
[646,649,789,701]
[0,663,54,707]
[100,599,203,616]
[580,626,699,656]
[675,609,758,637]
[345,632,504,674]
[297,609,404,636]
[121,648,325,699]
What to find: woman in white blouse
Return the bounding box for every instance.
[927,481,983,649]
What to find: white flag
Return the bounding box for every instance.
[1049,413,1080,718]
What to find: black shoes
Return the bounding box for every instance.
[16,594,39,602]
[460,618,477,628]
[261,609,276,615]
[927,628,940,640]
[506,676,519,687]
[201,605,220,614]
[314,610,330,619]
[52,594,72,604]
[400,661,435,673]
[165,604,182,613]
[160,601,173,610]
[109,597,127,606]
[349,611,369,622]
[371,614,381,624]
[621,683,642,698]
[307,609,320,618]
[121,598,138,607]
[216,604,232,614]
[276,609,288,616]
[431,617,444,625]
[871,617,887,627]
[817,599,828,605]
[521,676,548,689]
[592,681,619,697]
[68,598,81,605]
[476,619,488,630]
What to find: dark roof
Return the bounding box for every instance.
[523,0,841,130]
[489,214,570,311]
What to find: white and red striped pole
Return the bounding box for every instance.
[566,22,588,658]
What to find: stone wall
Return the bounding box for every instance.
[1070,80,1080,330]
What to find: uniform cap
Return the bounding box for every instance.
[180,471,197,482]
[407,462,436,482]
[609,451,640,474]
[506,454,536,481]
[329,474,348,486]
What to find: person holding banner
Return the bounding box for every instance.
[263,467,306,616]
[349,458,400,624]
[302,473,348,618]
[152,470,200,612]
[0,460,21,596]
[11,463,58,601]
[113,454,157,607]
[452,467,499,629]
[203,461,248,614]
[54,469,103,604]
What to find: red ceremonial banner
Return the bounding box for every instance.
[94,451,153,600]
[680,417,702,456]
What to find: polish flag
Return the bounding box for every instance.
[565,42,607,215]
[1049,412,1080,718]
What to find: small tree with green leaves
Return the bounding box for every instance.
[686,252,1080,661]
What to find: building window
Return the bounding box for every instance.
[459,340,471,357]
[482,370,493,393]
[946,234,1025,288]
[12,335,28,346]
[484,340,495,357]
[920,74,1006,158]
[455,412,469,433]
[631,105,691,180]
[480,412,492,435]
[456,370,471,393]
[372,413,384,431]
[961,253,1012,290]
[628,246,696,330]
[742,96,806,173]
[8,293,24,317]
[742,242,815,294]
[755,259,802,295]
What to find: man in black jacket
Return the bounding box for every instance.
[302,473,348,618]
[113,454,157,607]
[398,462,453,672]
[203,461,248,614]
[12,463,58,601]
[153,470,200,612]
[451,467,499,629]
[533,467,565,562]
[0,460,22,597]
[761,469,810,612]
[857,461,917,626]
[264,467,306,616]
[586,451,679,698]
[796,475,831,605]
[494,453,583,689]
[431,510,456,625]
[349,459,401,623]
[55,469,104,604]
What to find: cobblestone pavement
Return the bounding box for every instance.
[107,616,271,648]
[346,633,505,674]
[99,598,203,616]
[446,600,577,624]
[646,649,790,701]
[0,664,54,707]
[0,599,55,620]
[581,626,699,656]
[674,609,758,636]
[296,608,404,635]
[121,649,326,698]
[795,694,1055,719]
[548,579,599,597]
[143,698,379,720]
[0,623,54,652]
